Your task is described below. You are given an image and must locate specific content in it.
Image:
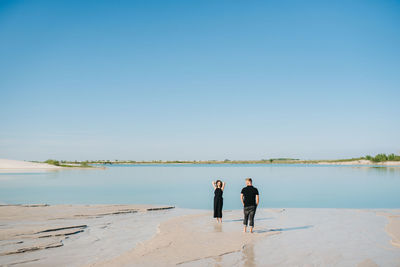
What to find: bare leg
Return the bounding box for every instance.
[250,226,253,233]
[243,226,247,233]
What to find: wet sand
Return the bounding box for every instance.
[1,206,399,266]
[0,204,179,266]
[90,208,400,267]
[89,211,281,267]
[376,211,400,248]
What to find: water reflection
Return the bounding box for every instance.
[242,243,255,267]
[213,223,222,232]
[349,166,400,174]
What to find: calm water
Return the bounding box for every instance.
[1,164,400,209]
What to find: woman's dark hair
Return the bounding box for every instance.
[216,180,222,188]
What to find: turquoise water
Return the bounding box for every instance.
[1,164,399,209]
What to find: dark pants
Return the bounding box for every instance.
[243,205,256,227]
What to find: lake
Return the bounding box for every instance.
[1,164,399,209]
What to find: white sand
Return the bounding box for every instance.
[0,159,62,171]
[0,204,180,266]
[90,208,400,267]
[317,159,400,166]
[1,206,400,267]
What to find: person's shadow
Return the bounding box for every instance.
[254,225,313,233]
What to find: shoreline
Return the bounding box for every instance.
[90,160,400,166]
[1,158,400,172]
[1,205,399,266]
[0,158,63,171]
[0,159,104,173]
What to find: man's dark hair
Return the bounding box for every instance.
[246,178,252,183]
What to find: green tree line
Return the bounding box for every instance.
[365,153,400,162]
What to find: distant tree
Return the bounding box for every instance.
[81,161,89,167]
[372,154,388,162]
[269,159,273,163]
[45,159,60,166]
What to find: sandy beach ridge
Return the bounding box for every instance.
[0,159,63,170]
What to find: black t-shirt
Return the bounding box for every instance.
[241,186,259,207]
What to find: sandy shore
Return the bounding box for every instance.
[1,206,400,266]
[0,159,63,172]
[90,208,400,267]
[1,158,399,172]
[317,159,400,166]
[0,204,178,266]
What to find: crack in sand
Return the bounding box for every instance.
[146,206,175,211]
[36,225,87,233]
[0,240,63,256]
[8,258,42,265]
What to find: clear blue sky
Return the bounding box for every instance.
[1,0,399,161]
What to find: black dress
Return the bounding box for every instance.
[213,188,223,218]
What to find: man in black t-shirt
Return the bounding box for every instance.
[240,178,259,233]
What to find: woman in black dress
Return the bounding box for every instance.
[212,180,225,223]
